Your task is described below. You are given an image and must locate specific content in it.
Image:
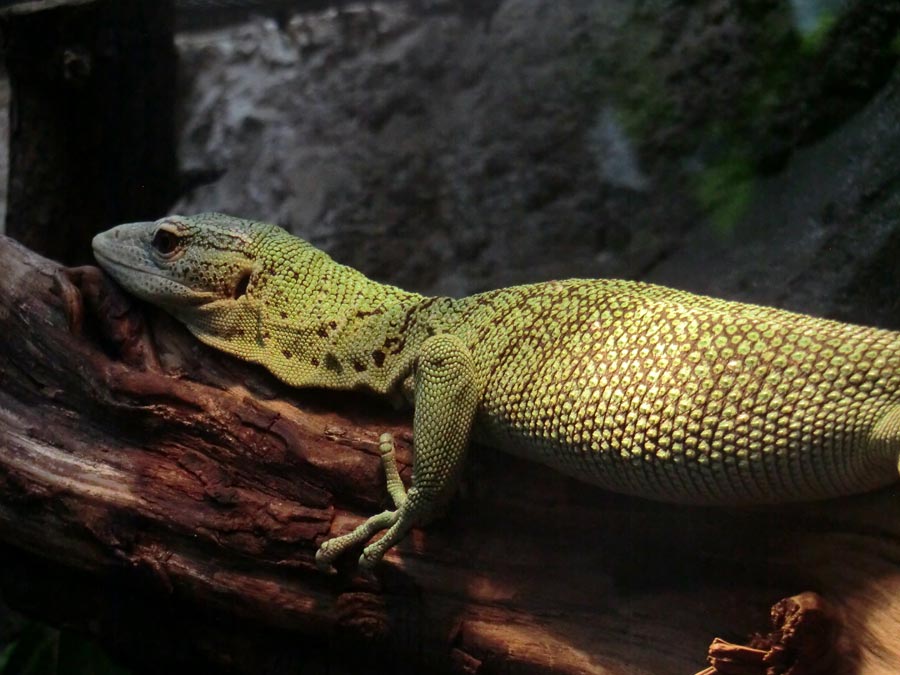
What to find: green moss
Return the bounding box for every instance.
[573,8,676,145]
[618,78,675,141]
[695,153,755,236]
[573,0,858,234]
[799,12,837,55]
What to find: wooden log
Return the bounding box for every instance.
[0,234,898,674]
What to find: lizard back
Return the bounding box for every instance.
[91,216,900,507]
[429,279,900,504]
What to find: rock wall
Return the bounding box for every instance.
[0,1,895,319]
[173,0,900,329]
[176,1,640,297]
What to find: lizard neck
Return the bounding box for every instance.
[181,234,457,395]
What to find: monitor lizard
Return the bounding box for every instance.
[92,213,900,572]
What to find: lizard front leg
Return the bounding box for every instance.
[315,333,479,572]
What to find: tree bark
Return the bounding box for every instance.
[0,234,899,675]
[2,0,177,265]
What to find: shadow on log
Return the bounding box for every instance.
[0,234,899,674]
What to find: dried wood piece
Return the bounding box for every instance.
[697,592,848,675]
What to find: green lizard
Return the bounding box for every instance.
[92,213,900,572]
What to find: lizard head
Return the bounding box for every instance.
[92,212,276,313]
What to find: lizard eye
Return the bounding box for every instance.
[151,228,180,255]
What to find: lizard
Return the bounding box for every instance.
[91,212,900,572]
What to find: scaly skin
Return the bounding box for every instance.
[92,213,900,571]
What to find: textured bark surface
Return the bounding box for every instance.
[1,235,899,674]
[2,0,177,265]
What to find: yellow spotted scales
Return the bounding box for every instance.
[92,213,900,571]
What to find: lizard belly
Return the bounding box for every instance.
[475,301,900,505]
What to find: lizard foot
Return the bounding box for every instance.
[314,431,410,573]
[316,488,426,573]
[315,509,400,573]
[317,331,477,572]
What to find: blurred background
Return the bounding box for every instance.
[1,0,898,320]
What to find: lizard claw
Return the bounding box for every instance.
[358,547,381,572]
[357,548,384,581]
[315,541,339,574]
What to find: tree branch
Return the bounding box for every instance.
[0,234,898,674]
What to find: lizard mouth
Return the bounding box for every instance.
[92,247,145,275]
[92,247,170,284]
[92,246,215,306]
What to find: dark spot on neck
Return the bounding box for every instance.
[233,270,251,299]
[353,361,367,373]
[324,354,342,373]
[311,357,320,367]
[356,308,384,318]
[383,336,404,354]
[282,349,292,359]
[372,350,385,367]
